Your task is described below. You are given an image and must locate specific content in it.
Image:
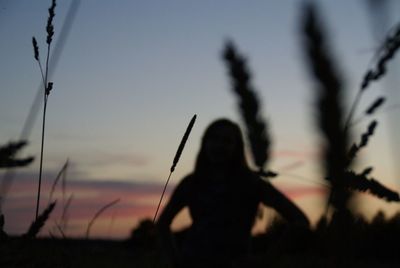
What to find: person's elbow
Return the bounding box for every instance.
[292,212,310,228]
[156,214,173,235]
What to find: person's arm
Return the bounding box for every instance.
[156,177,190,265]
[258,179,310,227]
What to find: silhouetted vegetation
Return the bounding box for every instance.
[86,199,120,239]
[0,141,34,169]
[2,0,400,267]
[23,201,57,239]
[302,2,351,213]
[33,0,57,221]
[153,115,197,223]
[301,3,399,215]
[223,42,272,176]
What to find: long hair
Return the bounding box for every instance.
[193,119,250,180]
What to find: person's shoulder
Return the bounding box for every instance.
[242,170,276,193]
[169,173,195,200]
[235,169,264,189]
[241,169,262,183]
[181,173,195,183]
[176,173,195,189]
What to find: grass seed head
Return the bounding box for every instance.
[361,23,400,90]
[222,40,271,171]
[46,0,56,45]
[32,37,39,61]
[46,82,53,95]
[365,97,386,115]
[170,114,196,173]
[24,201,57,239]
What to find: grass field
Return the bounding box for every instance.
[1,212,400,267]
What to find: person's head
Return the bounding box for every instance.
[194,118,249,177]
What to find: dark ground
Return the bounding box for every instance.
[1,211,400,268]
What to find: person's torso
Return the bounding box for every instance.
[182,173,260,259]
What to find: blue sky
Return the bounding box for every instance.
[1,0,400,238]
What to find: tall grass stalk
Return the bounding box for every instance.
[54,221,66,239]
[34,0,56,220]
[301,2,349,212]
[86,198,120,239]
[51,193,73,238]
[222,41,271,174]
[0,0,79,213]
[153,114,196,223]
[345,21,400,131]
[48,159,69,204]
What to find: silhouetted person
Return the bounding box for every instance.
[157,119,309,267]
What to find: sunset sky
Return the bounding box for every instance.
[1,0,400,239]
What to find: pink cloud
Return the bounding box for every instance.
[273,149,317,160]
[1,170,172,238]
[274,183,327,199]
[1,169,326,239]
[82,152,151,167]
